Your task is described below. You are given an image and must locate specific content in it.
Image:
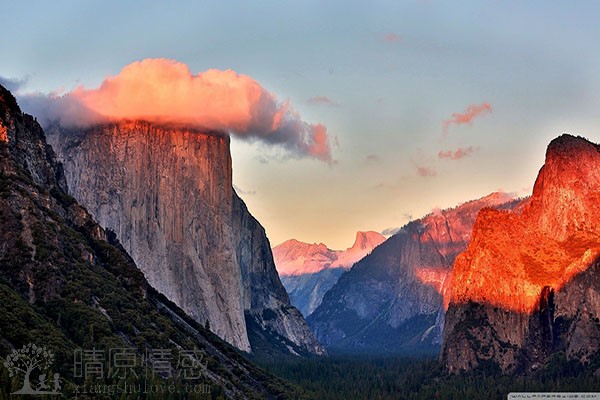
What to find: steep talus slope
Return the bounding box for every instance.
[275,231,385,316]
[308,193,517,353]
[442,134,600,373]
[48,121,324,356]
[0,83,300,399]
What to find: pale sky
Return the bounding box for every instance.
[2,1,600,249]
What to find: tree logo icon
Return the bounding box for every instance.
[3,343,61,395]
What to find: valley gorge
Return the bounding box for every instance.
[274,231,385,316]
[308,192,518,354]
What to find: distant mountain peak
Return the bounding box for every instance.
[273,231,385,276]
[479,191,514,205]
[350,231,385,251]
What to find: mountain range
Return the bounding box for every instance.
[2,73,599,385]
[305,134,600,372]
[274,231,385,316]
[307,192,519,354]
[274,231,386,276]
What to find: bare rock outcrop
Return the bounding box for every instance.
[48,122,323,355]
[442,134,600,373]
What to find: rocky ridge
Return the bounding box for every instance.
[308,193,517,353]
[442,134,600,373]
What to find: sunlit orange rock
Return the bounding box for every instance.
[443,134,600,373]
[448,135,600,312]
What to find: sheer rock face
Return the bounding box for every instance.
[308,193,516,353]
[232,195,325,354]
[47,122,323,355]
[442,135,600,373]
[0,84,304,398]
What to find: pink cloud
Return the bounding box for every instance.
[438,146,478,160]
[417,166,437,177]
[443,102,492,135]
[21,58,332,162]
[366,154,380,162]
[384,32,402,43]
[307,96,338,106]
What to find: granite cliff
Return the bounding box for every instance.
[442,134,600,373]
[0,83,301,398]
[308,193,517,353]
[47,121,324,356]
